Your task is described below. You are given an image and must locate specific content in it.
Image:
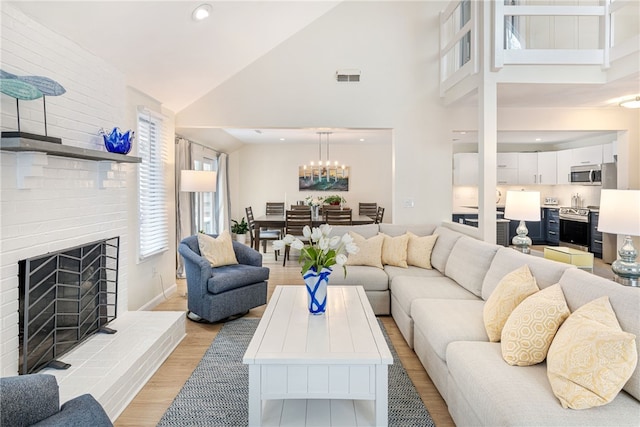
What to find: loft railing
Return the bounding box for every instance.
[440,1,639,91]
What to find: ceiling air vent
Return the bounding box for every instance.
[336,69,361,83]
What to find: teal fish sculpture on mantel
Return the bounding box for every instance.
[0,69,66,143]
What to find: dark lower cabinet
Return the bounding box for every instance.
[590,211,602,258]
[545,208,560,246]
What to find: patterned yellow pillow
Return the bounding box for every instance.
[547,296,638,409]
[483,265,539,342]
[197,231,238,267]
[345,232,384,269]
[379,232,409,268]
[501,284,570,366]
[406,233,438,269]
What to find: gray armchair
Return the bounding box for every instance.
[0,374,112,427]
[178,234,269,323]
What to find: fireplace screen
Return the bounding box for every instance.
[19,237,119,374]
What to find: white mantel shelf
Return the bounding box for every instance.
[1,137,142,163]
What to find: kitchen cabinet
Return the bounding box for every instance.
[453,153,478,186]
[537,151,557,185]
[556,149,572,184]
[572,145,602,166]
[496,153,518,185]
[517,153,538,185]
[590,211,602,258]
[517,152,557,185]
[544,208,560,245]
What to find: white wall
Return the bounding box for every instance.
[229,142,392,222]
[0,4,176,374]
[178,1,453,225]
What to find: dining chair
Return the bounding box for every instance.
[359,202,378,219]
[290,205,311,211]
[374,206,385,224]
[283,209,312,266]
[246,207,280,259]
[265,202,285,216]
[325,209,353,226]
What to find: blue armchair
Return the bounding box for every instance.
[178,234,269,323]
[0,374,112,426]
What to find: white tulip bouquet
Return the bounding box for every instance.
[273,224,358,277]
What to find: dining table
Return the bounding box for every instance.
[252,213,375,251]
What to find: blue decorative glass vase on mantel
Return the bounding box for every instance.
[303,266,331,315]
[100,127,134,154]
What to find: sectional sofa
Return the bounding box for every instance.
[326,222,640,426]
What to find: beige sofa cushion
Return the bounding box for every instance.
[559,268,640,401]
[430,226,463,273]
[446,341,640,427]
[547,296,638,409]
[445,236,499,298]
[482,247,574,300]
[483,265,539,342]
[501,284,570,366]
[390,275,479,317]
[326,265,389,292]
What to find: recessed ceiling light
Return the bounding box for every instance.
[280,138,285,141]
[460,131,467,135]
[620,95,640,109]
[192,4,212,21]
[535,138,542,142]
[359,138,365,142]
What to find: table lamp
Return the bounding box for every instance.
[597,189,640,287]
[504,190,541,254]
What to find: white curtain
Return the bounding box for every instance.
[216,152,231,233]
[175,137,192,278]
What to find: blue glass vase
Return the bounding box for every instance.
[100,127,134,154]
[303,267,331,315]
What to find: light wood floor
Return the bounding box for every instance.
[114,247,456,427]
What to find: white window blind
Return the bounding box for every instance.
[137,109,169,260]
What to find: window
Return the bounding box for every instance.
[137,109,169,260]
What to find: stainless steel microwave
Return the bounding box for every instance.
[570,164,601,185]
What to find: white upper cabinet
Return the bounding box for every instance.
[537,151,557,185]
[453,153,478,186]
[517,153,538,185]
[571,145,602,166]
[496,153,519,184]
[557,149,572,184]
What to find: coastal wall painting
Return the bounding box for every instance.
[299,165,349,191]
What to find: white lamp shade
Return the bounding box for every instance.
[180,170,217,192]
[598,189,640,236]
[504,190,541,221]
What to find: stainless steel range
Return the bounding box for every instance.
[559,207,590,251]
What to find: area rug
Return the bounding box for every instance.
[157,318,434,427]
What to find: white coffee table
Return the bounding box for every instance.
[243,285,393,427]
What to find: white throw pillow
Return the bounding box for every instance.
[197,231,238,267]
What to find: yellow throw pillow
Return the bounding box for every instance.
[379,232,409,268]
[197,231,238,267]
[547,296,638,409]
[406,233,438,269]
[346,232,384,269]
[483,265,539,342]
[501,284,570,366]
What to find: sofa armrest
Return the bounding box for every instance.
[232,241,263,267]
[0,374,60,426]
[32,394,113,427]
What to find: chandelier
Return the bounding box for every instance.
[301,132,347,181]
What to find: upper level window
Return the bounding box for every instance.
[137,109,169,260]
